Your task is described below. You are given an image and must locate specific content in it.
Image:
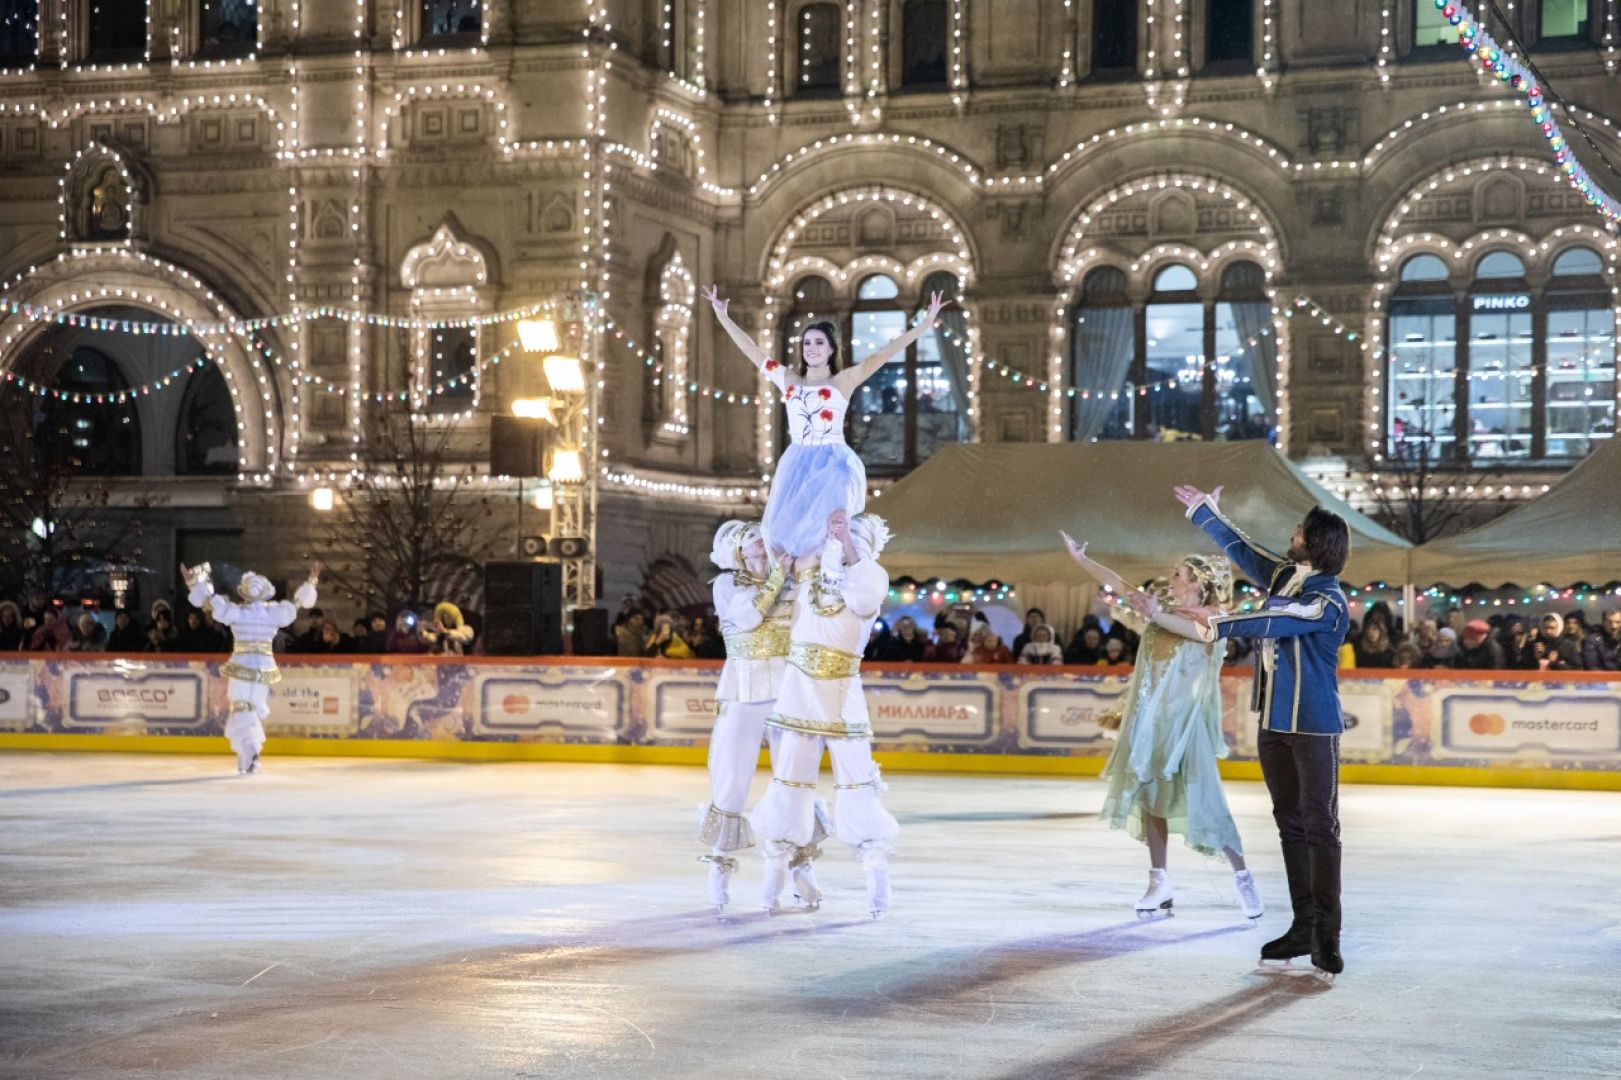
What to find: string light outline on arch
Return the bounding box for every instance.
[0,299,560,337]
[1363,155,1621,460]
[1046,174,1285,450]
[758,185,978,476]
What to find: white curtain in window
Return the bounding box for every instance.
[1070,306,1134,440]
[1230,299,1277,420]
[931,304,972,440]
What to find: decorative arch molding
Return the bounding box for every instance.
[755,183,980,467]
[59,140,152,247]
[744,132,987,201]
[1360,99,1621,186]
[0,252,283,477]
[1044,117,1328,190]
[1046,172,1288,450]
[400,219,496,291]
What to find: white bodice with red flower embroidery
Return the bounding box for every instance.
[782,379,848,446]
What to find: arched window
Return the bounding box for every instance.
[1546,246,1616,457]
[1069,260,1275,443]
[1091,0,1137,74]
[1387,253,1458,461]
[426,328,477,402]
[176,364,238,475]
[1466,251,1533,460]
[796,3,842,93]
[1205,0,1253,66]
[198,0,257,58]
[1399,253,1450,282]
[1,0,39,67]
[901,0,948,87]
[1070,267,1132,440]
[35,347,141,476]
[1386,245,1613,462]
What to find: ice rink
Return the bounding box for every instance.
[0,752,1615,1080]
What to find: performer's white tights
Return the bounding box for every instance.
[750,730,899,857]
[699,702,780,854]
[1144,813,1247,871]
[225,679,269,771]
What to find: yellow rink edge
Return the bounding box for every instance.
[1,733,1618,792]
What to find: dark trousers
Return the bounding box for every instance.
[1256,727,1341,849]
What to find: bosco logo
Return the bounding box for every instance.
[96,688,172,704]
[1468,712,1506,736]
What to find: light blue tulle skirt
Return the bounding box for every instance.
[761,442,868,558]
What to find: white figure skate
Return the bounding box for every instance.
[1234,869,1264,920]
[1135,869,1174,918]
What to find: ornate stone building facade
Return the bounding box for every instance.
[0,0,1615,613]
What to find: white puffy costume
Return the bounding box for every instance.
[186,565,318,774]
[750,514,900,917]
[699,521,829,911]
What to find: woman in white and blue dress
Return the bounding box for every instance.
[704,285,947,560]
[1060,532,1265,923]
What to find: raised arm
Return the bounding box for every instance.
[1059,532,1136,597]
[833,291,948,396]
[1173,485,1285,588]
[1206,590,1347,642]
[704,286,778,381]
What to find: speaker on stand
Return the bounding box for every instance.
[482,562,564,656]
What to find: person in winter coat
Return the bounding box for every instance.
[963,623,1014,665]
[69,613,108,652]
[1017,624,1064,665]
[420,602,476,655]
[0,601,25,651]
[106,609,145,652]
[925,622,964,663]
[29,608,72,651]
[1010,607,1048,661]
[1582,609,1621,671]
[1455,620,1505,670]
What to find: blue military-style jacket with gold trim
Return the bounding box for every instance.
[1187,498,1349,736]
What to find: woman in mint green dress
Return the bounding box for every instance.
[1061,533,1263,922]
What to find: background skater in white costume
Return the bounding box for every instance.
[182,561,320,775]
[750,510,900,918]
[701,520,829,911]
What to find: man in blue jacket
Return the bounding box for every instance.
[1172,484,1351,978]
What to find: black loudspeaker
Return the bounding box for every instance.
[571,607,613,656]
[489,416,546,478]
[482,561,564,656]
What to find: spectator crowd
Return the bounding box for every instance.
[0,595,483,656]
[6,587,1619,675]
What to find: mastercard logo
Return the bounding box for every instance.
[1468,713,1506,736]
[502,693,532,715]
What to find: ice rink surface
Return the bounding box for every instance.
[0,752,1616,1080]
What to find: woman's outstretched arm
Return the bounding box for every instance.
[1060,531,1135,596]
[833,291,949,395]
[704,285,775,375]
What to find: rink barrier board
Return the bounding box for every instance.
[1,654,1619,790]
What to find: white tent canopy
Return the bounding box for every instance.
[1408,437,1621,588]
[874,442,1413,590]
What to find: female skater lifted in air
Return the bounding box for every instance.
[704,285,947,560]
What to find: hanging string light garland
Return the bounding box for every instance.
[1432,0,1621,222]
[1,355,210,402]
[0,299,557,337]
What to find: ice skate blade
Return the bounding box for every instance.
[1255,959,1313,975]
[1134,901,1174,919]
[1311,968,1338,984]
[869,909,887,920]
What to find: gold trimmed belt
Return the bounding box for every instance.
[222,662,281,686]
[234,641,275,656]
[787,641,861,680]
[724,619,791,660]
[766,710,872,740]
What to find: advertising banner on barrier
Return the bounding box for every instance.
[7,657,1619,775]
[66,667,207,731]
[471,668,625,739]
[267,669,357,736]
[0,662,30,730]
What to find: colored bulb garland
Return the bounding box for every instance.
[1435,0,1621,223]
